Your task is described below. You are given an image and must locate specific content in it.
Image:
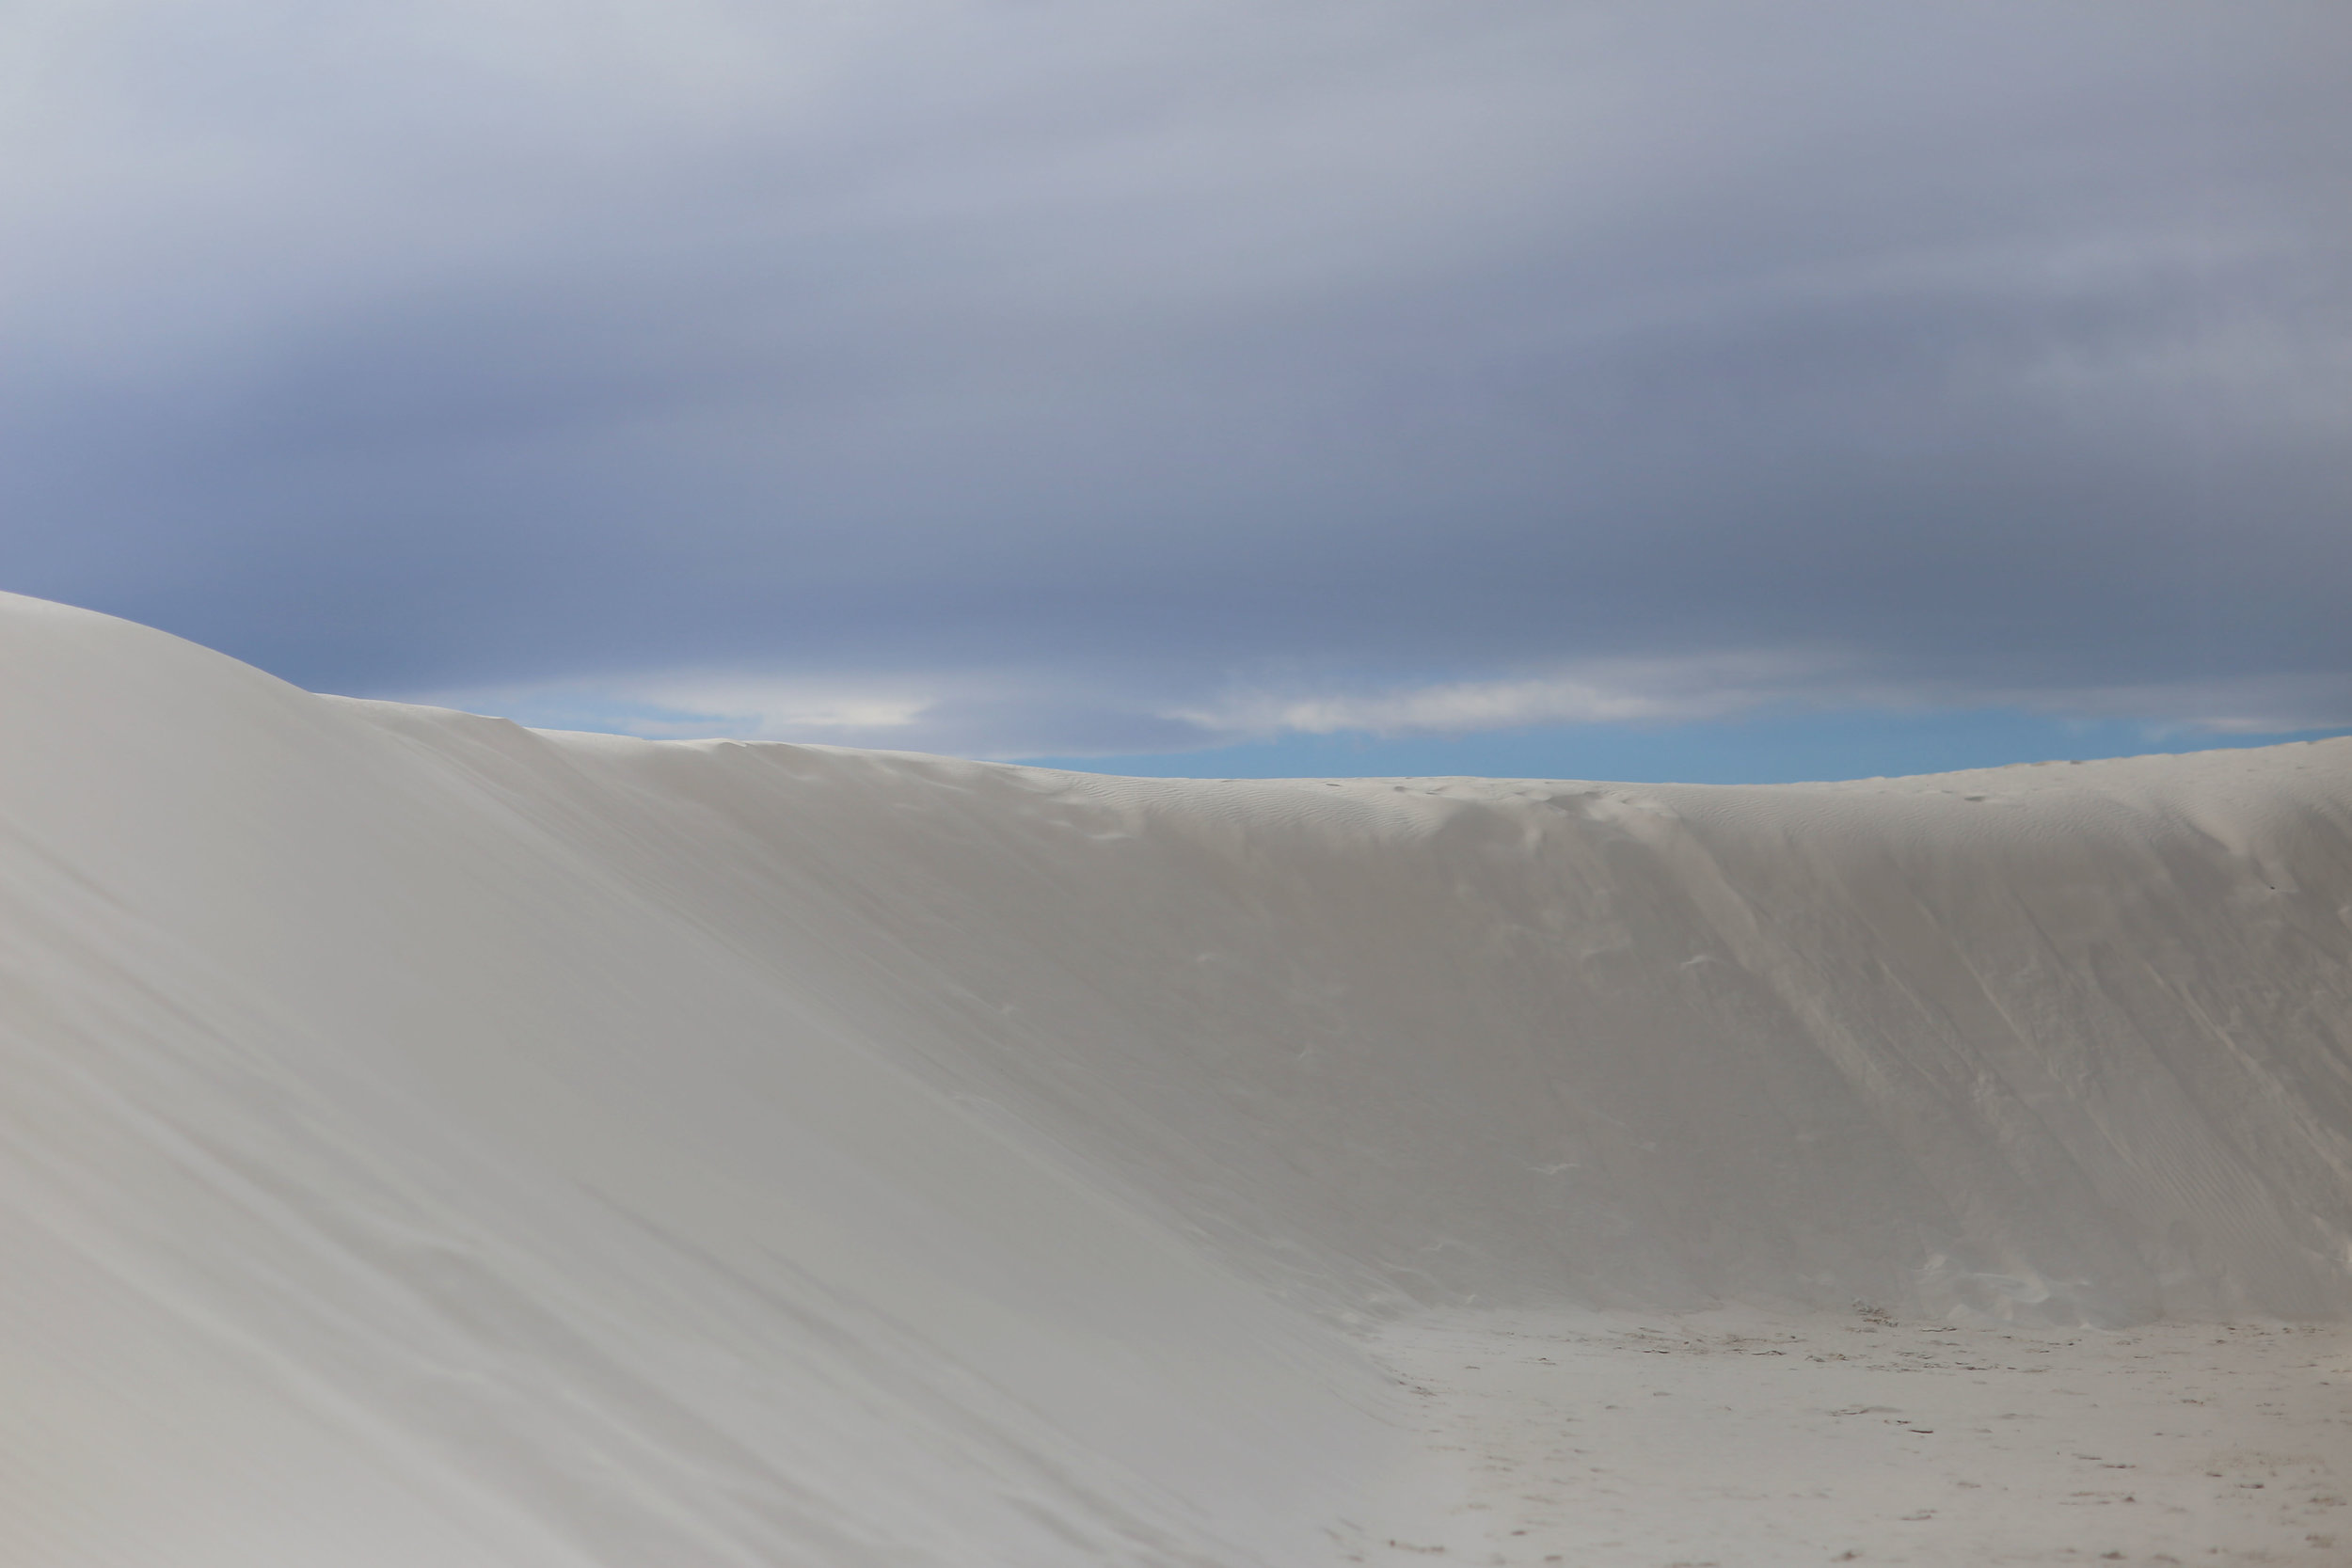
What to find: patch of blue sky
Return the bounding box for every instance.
[1011,712,2352,786]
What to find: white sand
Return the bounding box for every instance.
[1350,1309,2352,1565]
[3,591,2348,1565]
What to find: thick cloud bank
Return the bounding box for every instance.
[4,3,2349,754]
[5,593,2350,1563]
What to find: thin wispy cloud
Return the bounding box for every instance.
[1177,654,1848,740]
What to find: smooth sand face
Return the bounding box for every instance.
[3,591,2349,1566]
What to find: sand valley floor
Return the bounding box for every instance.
[1348,1311,2352,1567]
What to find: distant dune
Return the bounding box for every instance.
[5,592,2348,1566]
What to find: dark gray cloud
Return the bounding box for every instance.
[4,1,2347,753]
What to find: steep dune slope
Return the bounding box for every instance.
[5,593,2350,1564]
[0,595,1392,1568]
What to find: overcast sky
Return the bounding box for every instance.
[6,1,2348,777]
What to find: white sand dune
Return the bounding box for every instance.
[4,592,2349,1566]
